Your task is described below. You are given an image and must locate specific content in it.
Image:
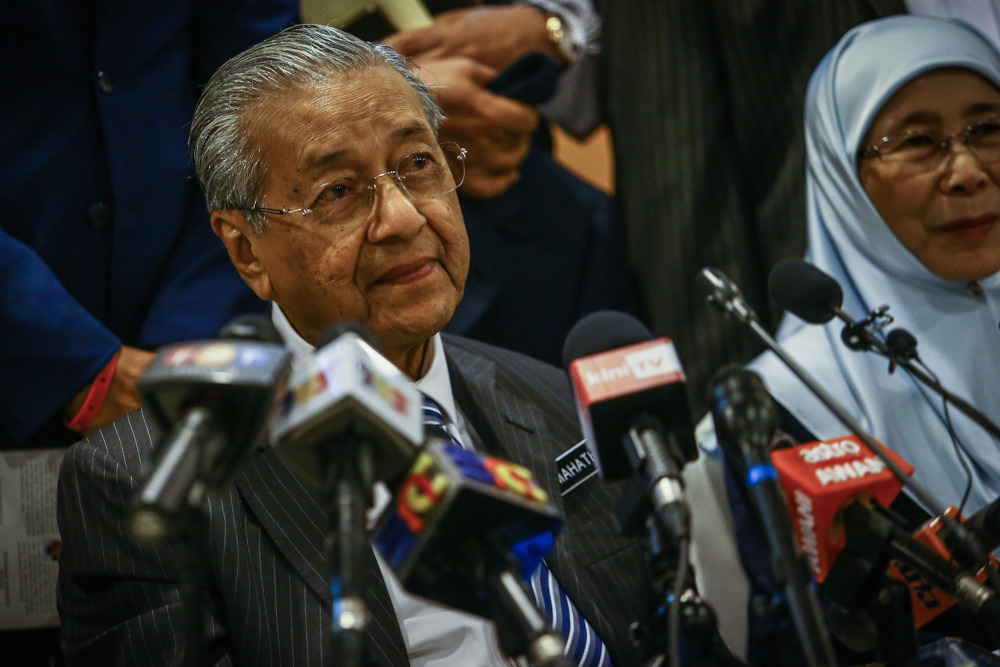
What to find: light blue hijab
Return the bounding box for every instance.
[752,15,1000,515]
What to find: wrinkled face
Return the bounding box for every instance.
[858,68,1000,282]
[216,67,469,359]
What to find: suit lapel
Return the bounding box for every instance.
[445,348,567,522]
[236,448,408,664]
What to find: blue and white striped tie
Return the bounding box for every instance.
[420,394,612,667]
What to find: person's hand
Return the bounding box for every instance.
[412,54,539,199]
[385,6,556,71]
[65,346,155,435]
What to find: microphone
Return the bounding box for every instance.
[770,433,913,582]
[887,506,1000,630]
[772,434,1000,634]
[269,322,424,666]
[767,259,843,325]
[268,323,423,486]
[768,259,1000,439]
[564,312,737,667]
[127,314,292,547]
[562,311,695,541]
[709,367,838,667]
[374,439,568,666]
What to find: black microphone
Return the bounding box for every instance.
[709,366,838,667]
[822,500,1000,635]
[127,314,292,547]
[770,259,888,353]
[768,259,844,325]
[770,261,1000,439]
[565,312,746,667]
[562,311,695,541]
[374,440,569,666]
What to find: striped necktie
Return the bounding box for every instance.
[420,394,613,667]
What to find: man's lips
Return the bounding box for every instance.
[939,213,998,240]
[375,258,437,284]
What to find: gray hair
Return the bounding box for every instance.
[189,23,445,232]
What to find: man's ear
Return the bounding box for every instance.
[211,211,274,301]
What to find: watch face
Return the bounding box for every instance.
[544,11,577,64]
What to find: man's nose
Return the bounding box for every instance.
[366,174,425,242]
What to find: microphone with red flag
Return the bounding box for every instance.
[772,434,1000,631]
[563,311,696,542]
[771,434,913,583]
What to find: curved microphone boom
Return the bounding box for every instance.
[768,259,1000,441]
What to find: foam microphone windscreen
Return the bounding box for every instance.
[768,259,844,325]
[562,310,653,367]
[563,311,696,480]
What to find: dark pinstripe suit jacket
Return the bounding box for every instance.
[57,335,651,666]
[593,0,906,413]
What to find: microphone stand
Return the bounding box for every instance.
[322,435,376,667]
[469,541,572,667]
[699,267,999,600]
[710,369,837,667]
[830,306,1000,442]
[616,477,744,667]
[176,506,210,667]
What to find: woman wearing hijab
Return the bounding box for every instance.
[689,14,1000,664]
[753,13,1000,520]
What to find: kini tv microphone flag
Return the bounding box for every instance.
[564,311,696,544]
[563,311,696,481]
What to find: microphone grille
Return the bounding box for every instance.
[768,259,843,325]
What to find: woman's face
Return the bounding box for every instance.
[858,67,1000,282]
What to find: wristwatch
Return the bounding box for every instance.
[542,11,578,65]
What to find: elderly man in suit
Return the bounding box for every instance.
[56,24,650,666]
